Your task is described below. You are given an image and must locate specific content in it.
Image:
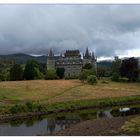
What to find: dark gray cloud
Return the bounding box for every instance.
[0,4,140,58]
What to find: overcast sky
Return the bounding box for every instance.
[0,4,140,59]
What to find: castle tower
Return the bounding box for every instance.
[92,51,97,71]
[83,47,97,69]
[83,47,92,66]
[47,49,56,70]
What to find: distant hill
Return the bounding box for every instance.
[97,60,112,68]
[0,53,47,64]
[0,53,139,68]
[97,57,140,68]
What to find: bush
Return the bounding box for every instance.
[111,73,120,82]
[10,104,26,114]
[45,69,58,80]
[79,69,96,81]
[10,102,45,114]
[25,102,34,112]
[87,75,97,85]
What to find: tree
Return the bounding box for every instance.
[82,63,92,69]
[56,68,65,79]
[45,69,58,80]
[10,64,23,81]
[79,69,96,81]
[111,56,121,75]
[97,66,110,79]
[120,57,139,82]
[23,60,42,80]
[87,75,97,85]
[111,72,120,82]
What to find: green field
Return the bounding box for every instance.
[0,79,140,114]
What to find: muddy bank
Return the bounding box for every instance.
[54,115,140,136]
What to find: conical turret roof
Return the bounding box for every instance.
[48,49,54,57]
[85,47,90,57]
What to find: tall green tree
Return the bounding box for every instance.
[97,66,110,79]
[79,69,96,81]
[120,57,139,81]
[111,56,121,75]
[56,68,65,79]
[23,60,43,80]
[10,64,23,81]
[82,63,92,69]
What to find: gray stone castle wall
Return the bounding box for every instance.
[47,49,97,78]
[47,57,56,70]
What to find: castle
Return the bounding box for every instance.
[47,48,97,78]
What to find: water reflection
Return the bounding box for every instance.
[111,106,140,117]
[97,110,112,118]
[47,118,56,135]
[0,105,139,136]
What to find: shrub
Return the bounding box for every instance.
[25,102,34,112]
[45,69,58,80]
[111,73,120,82]
[10,104,26,114]
[87,75,97,85]
[10,102,45,114]
[79,69,96,81]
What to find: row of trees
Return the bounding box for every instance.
[2,57,140,82]
[111,57,140,82]
[79,57,140,83]
[9,60,65,81]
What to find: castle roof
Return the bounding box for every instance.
[48,49,54,57]
[64,50,81,57]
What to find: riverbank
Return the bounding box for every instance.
[0,95,140,122]
[54,115,140,136]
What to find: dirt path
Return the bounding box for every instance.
[54,115,140,136]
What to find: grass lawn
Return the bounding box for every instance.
[0,79,140,107]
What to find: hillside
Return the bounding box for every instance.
[0,53,112,68]
[0,53,47,64]
[97,61,112,68]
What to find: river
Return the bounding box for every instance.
[0,105,140,136]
